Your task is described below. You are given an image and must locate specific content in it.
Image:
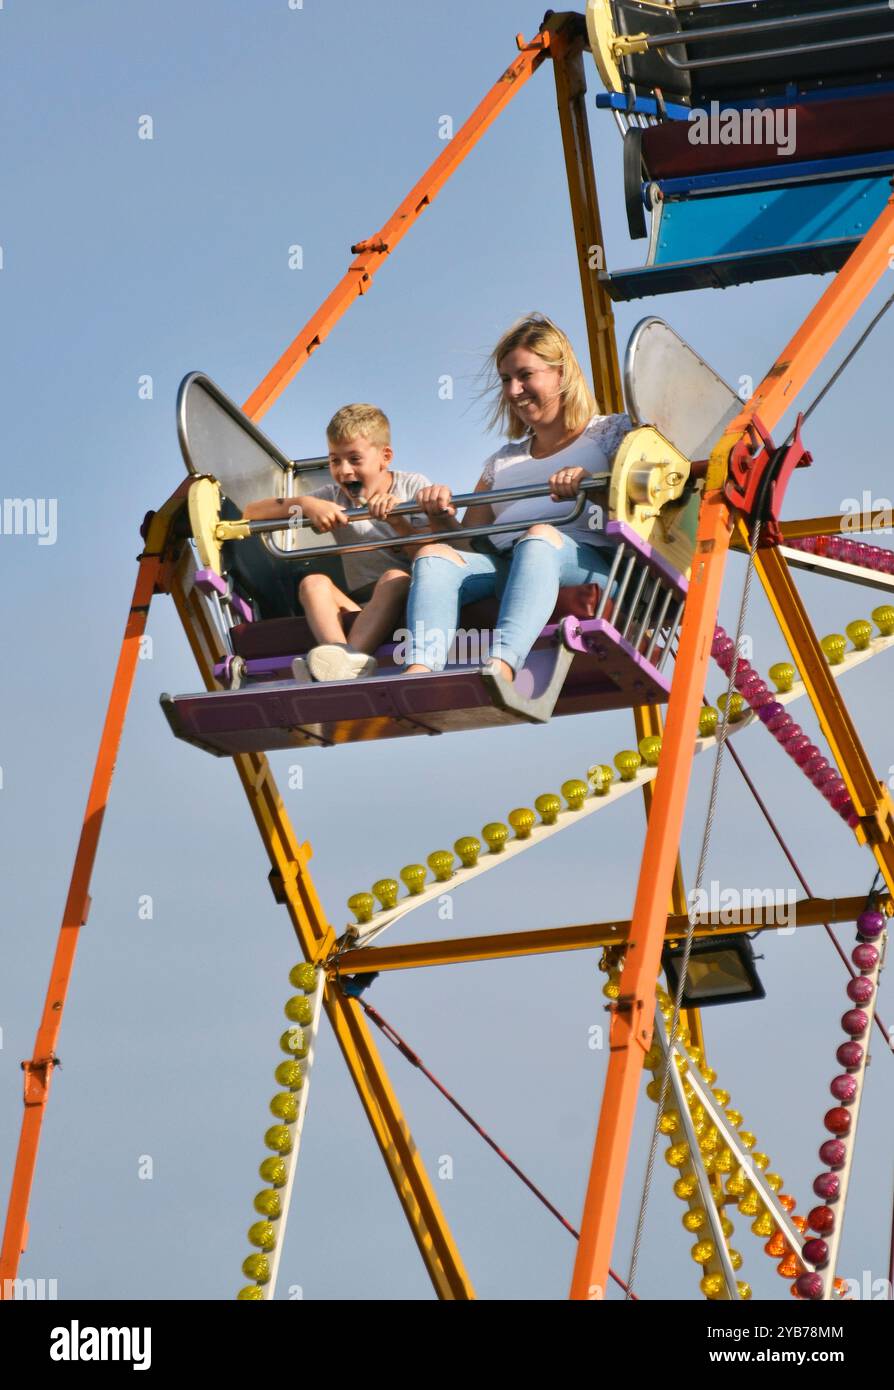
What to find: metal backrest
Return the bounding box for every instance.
[177,372,292,512]
[623,316,741,460]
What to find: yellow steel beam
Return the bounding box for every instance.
[547,13,623,412]
[329,894,874,975]
[168,537,473,1299]
[731,514,894,547]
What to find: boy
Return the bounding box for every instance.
[242,404,431,682]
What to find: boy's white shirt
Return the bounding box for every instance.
[306,470,431,593]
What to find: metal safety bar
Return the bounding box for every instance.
[635,2,893,72]
[245,475,611,562]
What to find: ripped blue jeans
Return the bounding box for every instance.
[404,531,614,674]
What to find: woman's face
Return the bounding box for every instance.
[498,347,564,431]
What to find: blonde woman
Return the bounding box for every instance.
[405,313,632,682]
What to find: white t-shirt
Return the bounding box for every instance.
[308,470,431,593]
[477,414,633,551]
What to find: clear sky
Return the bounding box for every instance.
[3,0,893,1301]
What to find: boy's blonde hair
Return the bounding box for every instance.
[484,313,597,440]
[326,403,391,449]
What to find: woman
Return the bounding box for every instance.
[404,313,632,682]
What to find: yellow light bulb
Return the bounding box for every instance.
[614,749,642,782]
[248,1220,277,1252]
[717,691,745,723]
[258,1157,287,1187]
[738,1190,761,1216]
[453,837,481,868]
[698,706,719,738]
[665,1142,690,1169]
[643,1045,663,1070]
[638,735,662,766]
[691,1239,715,1264]
[700,1273,726,1300]
[720,1215,734,1239]
[279,1027,308,1058]
[372,878,399,909]
[646,1077,663,1102]
[242,1254,271,1284]
[253,1189,282,1219]
[702,1152,717,1176]
[508,808,535,839]
[269,1092,298,1124]
[751,1212,775,1237]
[427,850,455,881]
[714,1147,734,1174]
[688,1046,703,1065]
[659,1110,681,1136]
[284,995,313,1026]
[400,863,427,895]
[674,1175,698,1200]
[602,978,621,1000]
[561,778,589,810]
[768,661,795,692]
[820,633,846,665]
[750,1152,770,1171]
[737,1130,756,1150]
[535,793,562,824]
[725,1109,743,1128]
[274,1061,304,1091]
[737,1282,753,1301]
[846,619,873,651]
[726,1171,747,1197]
[700,1127,721,1154]
[482,822,509,853]
[712,1088,731,1107]
[237,1285,265,1300]
[289,962,317,993]
[872,604,894,636]
[264,1125,293,1156]
[764,1173,784,1192]
[347,892,375,924]
[699,1065,717,1084]
[729,1249,743,1272]
[683,1207,707,1233]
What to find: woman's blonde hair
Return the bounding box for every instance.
[484,313,597,440]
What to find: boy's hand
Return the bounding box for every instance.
[414,485,456,519]
[549,465,589,500]
[300,497,347,533]
[366,491,399,521]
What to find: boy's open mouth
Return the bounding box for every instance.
[343,480,363,498]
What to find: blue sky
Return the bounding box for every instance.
[2,0,893,1301]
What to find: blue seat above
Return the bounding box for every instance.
[602,164,894,300]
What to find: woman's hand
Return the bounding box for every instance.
[548,465,589,500]
[414,485,456,519]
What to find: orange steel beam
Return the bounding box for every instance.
[1,550,164,1291]
[328,894,871,974]
[569,188,894,1302]
[242,28,554,424]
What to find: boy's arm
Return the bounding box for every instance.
[241,492,345,531]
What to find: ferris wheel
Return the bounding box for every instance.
[3,1,894,1307]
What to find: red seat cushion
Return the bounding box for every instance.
[231,584,602,660]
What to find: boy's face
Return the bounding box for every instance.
[327,434,393,500]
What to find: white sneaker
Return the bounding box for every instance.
[306,644,378,682]
[291,656,312,684]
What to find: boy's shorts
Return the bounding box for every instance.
[349,582,377,605]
